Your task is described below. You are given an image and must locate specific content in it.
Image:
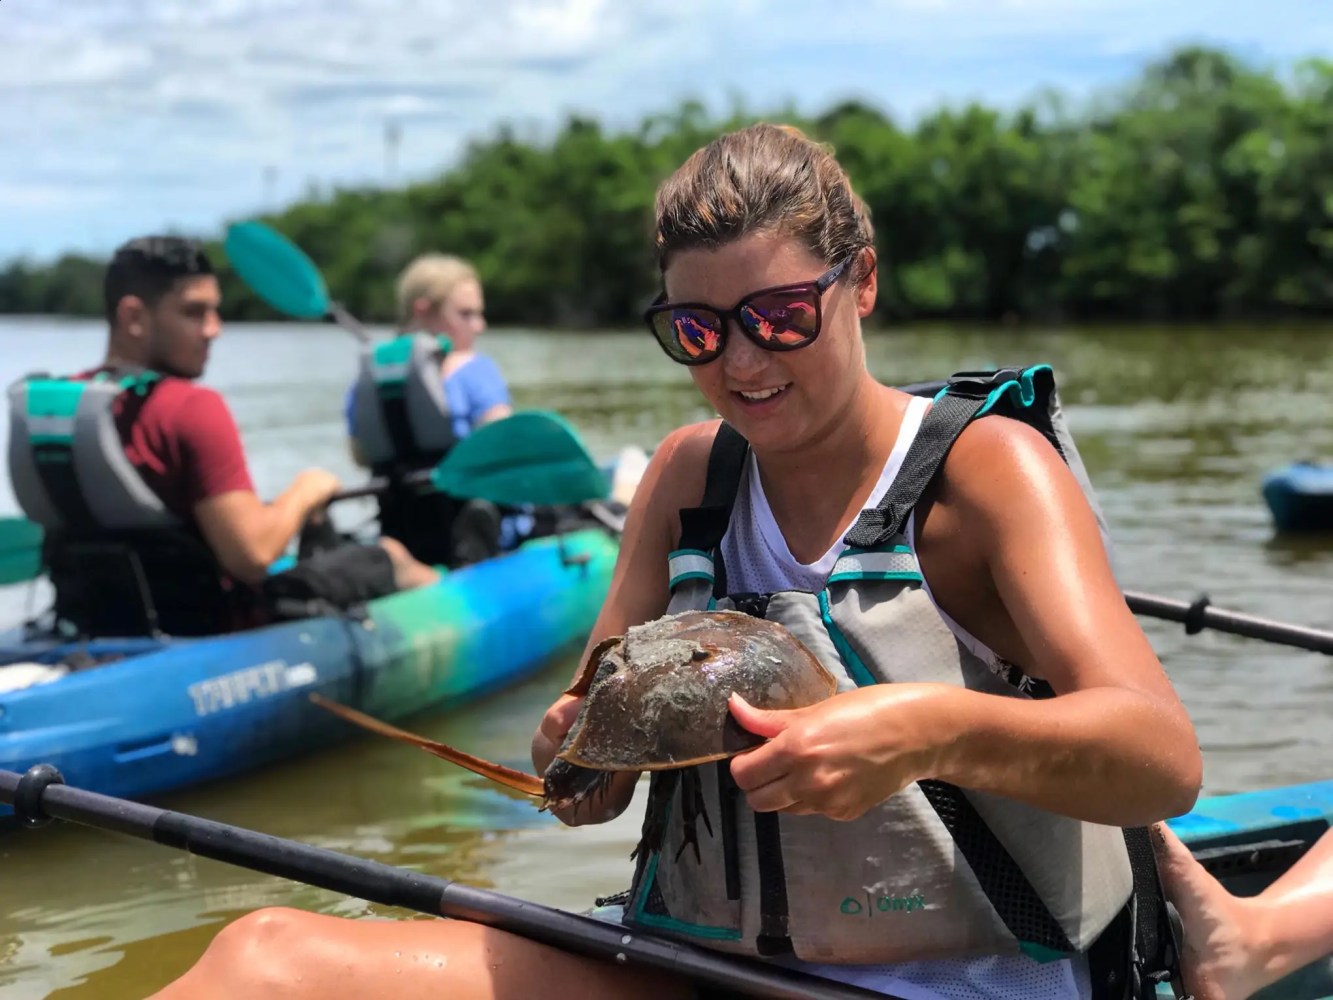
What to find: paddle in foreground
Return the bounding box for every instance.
[312,609,836,860]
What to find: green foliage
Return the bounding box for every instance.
[9,45,1333,324]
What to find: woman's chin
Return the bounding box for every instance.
[722,394,809,449]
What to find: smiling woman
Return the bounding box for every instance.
[147,124,1204,1000]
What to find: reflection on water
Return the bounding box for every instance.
[1,318,1331,998]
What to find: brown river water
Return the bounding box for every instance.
[0,318,1330,998]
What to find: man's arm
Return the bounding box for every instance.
[175,388,339,585]
[195,474,339,585]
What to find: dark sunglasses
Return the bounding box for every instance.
[643,256,853,366]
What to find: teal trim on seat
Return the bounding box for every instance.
[25,381,84,446]
[373,335,414,368]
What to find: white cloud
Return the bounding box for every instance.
[0,0,1328,260]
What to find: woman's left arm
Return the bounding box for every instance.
[921,417,1202,825]
[730,418,1202,828]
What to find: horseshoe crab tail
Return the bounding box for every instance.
[309,693,545,797]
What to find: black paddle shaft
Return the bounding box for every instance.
[328,468,434,503]
[0,766,890,1000]
[1125,590,1333,655]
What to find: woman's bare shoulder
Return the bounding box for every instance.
[636,420,724,527]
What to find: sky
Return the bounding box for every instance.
[1,0,1330,262]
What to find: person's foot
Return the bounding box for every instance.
[1153,823,1272,1000]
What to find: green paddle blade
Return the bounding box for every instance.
[0,516,43,585]
[224,221,331,320]
[433,412,609,507]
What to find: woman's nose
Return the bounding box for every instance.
[719,320,765,374]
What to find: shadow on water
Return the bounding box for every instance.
[1262,531,1333,569]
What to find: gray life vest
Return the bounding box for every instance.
[348,332,457,470]
[620,366,1184,999]
[6,370,249,638]
[7,371,178,532]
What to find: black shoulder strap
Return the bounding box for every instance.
[677,422,749,597]
[845,371,1018,548]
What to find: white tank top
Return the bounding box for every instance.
[718,394,1091,1000]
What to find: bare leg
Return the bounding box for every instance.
[379,537,441,590]
[1154,824,1333,1000]
[149,907,696,1000]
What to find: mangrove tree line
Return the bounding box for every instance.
[3,46,1332,325]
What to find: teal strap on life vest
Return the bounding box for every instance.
[826,544,922,583]
[668,548,715,589]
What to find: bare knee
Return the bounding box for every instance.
[199,907,315,986]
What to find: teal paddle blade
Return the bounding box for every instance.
[224,221,331,320]
[0,516,43,585]
[433,412,609,507]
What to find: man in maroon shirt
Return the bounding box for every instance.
[95,237,435,612]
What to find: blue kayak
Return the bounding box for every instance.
[1261,462,1333,532]
[0,528,618,817]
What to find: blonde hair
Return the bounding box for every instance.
[395,254,479,328]
[653,123,875,276]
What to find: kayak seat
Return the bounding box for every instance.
[348,333,496,568]
[43,530,243,638]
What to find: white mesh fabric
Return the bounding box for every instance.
[719,396,928,593]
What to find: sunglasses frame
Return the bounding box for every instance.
[643,256,853,366]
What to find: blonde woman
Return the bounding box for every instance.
[346,253,512,445]
[344,254,521,565]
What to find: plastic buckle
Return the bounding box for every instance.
[944,367,1023,399]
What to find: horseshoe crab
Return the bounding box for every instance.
[312,609,837,860]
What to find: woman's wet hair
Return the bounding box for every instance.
[395,254,479,328]
[104,236,214,323]
[653,123,875,277]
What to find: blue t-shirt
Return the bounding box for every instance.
[344,352,510,441]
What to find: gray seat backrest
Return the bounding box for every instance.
[7,373,179,532]
[349,332,456,467]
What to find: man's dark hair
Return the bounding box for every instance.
[104,236,214,323]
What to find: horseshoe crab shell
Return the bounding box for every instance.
[556,609,837,773]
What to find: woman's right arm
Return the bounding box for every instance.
[531,421,718,826]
